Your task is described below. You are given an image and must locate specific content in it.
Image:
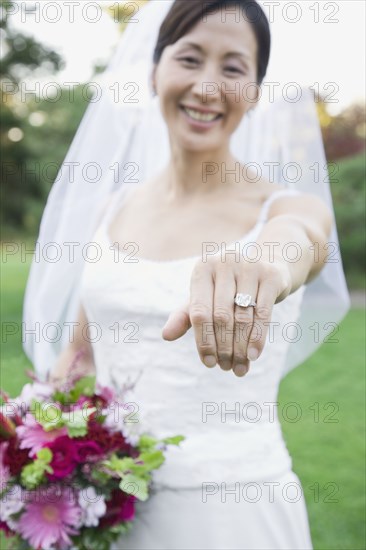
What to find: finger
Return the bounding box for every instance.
[232,282,258,377]
[162,306,191,341]
[212,270,236,371]
[189,265,216,368]
[246,281,276,362]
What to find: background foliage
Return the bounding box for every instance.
[0,0,365,290]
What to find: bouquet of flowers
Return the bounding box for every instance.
[0,369,184,550]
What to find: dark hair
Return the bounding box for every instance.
[153,0,271,86]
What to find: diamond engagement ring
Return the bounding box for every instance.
[234,293,257,308]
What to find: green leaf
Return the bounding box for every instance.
[20,448,53,489]
[162,435,185,446]
[62,406,96,438]
[137,434,158,451]
[104,454,136,473]
[30,399,64,431]
[36,447,52,462]
[110,522,132,536]
[119,474,149,501]
[138,449,165,471]
[90,468,111,485]
[69,375,96,401]
[52,389,69,405]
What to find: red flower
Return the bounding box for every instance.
[0,520,15,537]
[91,392,109,410]
[74,440,103,462]
[46,436,78,480]
[0,412,16,440]
[3,436,32,476]
[100,489,136,527]
[86,421,137,457]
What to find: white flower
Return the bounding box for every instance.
[15,382,53,408]
[123,423,142,447]
[102,395,142,447]
[78,488,106,527]
[102,403,129,433]
[1,383,54,419]
[0,484,24,526]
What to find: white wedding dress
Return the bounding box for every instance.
[79,186,313,550]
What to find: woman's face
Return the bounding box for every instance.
[152,6,259,153]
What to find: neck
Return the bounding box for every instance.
[157,144,240,204]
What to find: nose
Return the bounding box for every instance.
[190,62,222,103]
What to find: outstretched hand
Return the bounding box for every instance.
[162,256,292,377]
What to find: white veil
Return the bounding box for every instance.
[22,0,350,381]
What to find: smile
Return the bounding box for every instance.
[179,106,223,127]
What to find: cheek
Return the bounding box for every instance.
[222,96,248,134]
[156,61,185,93]
[158,76,182,108]
[226,79,257,117]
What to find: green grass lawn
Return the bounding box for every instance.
[1,243,365,549]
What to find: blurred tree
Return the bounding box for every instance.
[316,95,366,162]
[17,87,92,235]
[330,152,366,289]
[0,0,64,234]
[91,0,150,74]
[104,0,149,33]
[315,94,365,288]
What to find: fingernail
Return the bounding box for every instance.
[247,348,259,361]
[220,360,232,371]
[203,355,217,368]
[234,364,248,377]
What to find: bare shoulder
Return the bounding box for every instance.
[235,176,286,203]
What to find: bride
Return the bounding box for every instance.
[23,1,350,549]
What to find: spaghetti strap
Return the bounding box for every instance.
[257,188,304,224]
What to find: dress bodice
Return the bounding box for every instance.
[79,187,306,489]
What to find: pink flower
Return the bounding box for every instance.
[95,385,115,404]
[0,442,10,492]
[73,396,92,409]
[17,485,81,550]
[16,414,67,457]
[46,436,78,480]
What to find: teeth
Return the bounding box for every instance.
[183,107,220,122]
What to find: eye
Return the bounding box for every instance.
[178,56,199,65]
[225,67,244,74]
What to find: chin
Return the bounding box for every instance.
[179,141,220,154]
[173,130,223,153]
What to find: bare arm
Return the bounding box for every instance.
[256,193,334,300]
[48,303,96,387]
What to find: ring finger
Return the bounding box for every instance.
[232,283,258,377]
[213,271,237,371]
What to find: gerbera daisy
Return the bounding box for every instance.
[17,486,81,550]
[16,413,67,457]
